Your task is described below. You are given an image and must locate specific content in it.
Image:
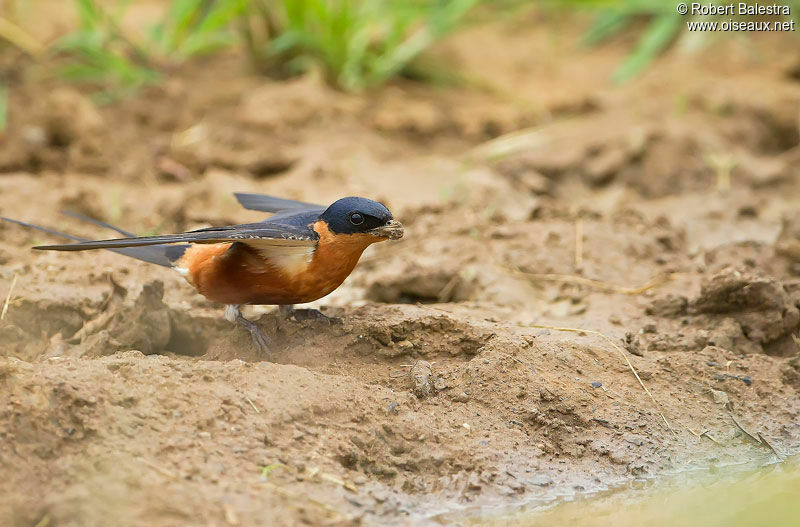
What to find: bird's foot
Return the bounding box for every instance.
[239,316,272,354]
[226,305,272,354]
[279,305,342,325]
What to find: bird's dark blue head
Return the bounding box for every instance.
[320,197,403,239]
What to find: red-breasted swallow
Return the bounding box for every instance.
[2,194,403,352]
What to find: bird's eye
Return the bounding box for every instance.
[349,212,364,226]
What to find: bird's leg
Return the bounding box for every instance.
[279,304,341,324]
[226,304,271,354]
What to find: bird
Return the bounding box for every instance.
[2,193,404,353]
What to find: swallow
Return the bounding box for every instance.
[2,194,404,353]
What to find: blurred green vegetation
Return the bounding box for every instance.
[0,0,798,101]
[583,0,682,83]
[245,0,477,90]
[582,0,800,82]
[42,0,477,99]
[54,0,248,102]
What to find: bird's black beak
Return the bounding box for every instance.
[368,219,404,240]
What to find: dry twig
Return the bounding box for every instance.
[246,397,260,413]
[0,17,45,58]
[515,270,678,295]
[222,502,239,526]
[730,413,762,445]
[757,432,783,461]
[137,457,178,479]
[437,275,461,303]
[1,274,18,321]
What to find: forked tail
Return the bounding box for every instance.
[1,212,189,267]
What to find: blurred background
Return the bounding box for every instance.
[1,1,800,526]
[1,0,799,203]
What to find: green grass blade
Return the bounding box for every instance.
[365,0,476,87]
[74,0,102,29]
[59,62,111,82]
[196,0,249,35]
[180,31,239,56]
[283,0,308,30]
[428,0,477,36]
[582,9,632,46]
[161,0,203,52]
[0,81,7,133]
[612,12,680,83]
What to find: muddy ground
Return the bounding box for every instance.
[2,10,800,527]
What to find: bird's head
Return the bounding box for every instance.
[320,197,403,240]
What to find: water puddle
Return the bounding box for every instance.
[452,455,799,527]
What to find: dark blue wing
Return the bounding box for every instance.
[234,193,324,213]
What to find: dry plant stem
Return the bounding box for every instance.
[137,457,178,480]
[730,414,782,459]
[757,432,782,461]
[528,323,675,434]
[1,273,17,321]
[222,501,239,526]
[438,275,460,302]
[467,125,550,161]
[729,413,761,445]
[0,16,45,58]
[518,270,676,295]
[246,397,260,413]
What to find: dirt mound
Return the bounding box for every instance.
[636,268,800,356]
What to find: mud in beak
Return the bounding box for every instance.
[369,219,404,240]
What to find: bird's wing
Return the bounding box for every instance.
[234,193,324,213]
[60,210,137,237]
[33,221,318,252]
[262,208,327,228]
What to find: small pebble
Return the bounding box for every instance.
[710,389,729,406]
[591,382,602,389]
[409,360,433,398]
[453,392,470,403]
[396,339,414,350]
